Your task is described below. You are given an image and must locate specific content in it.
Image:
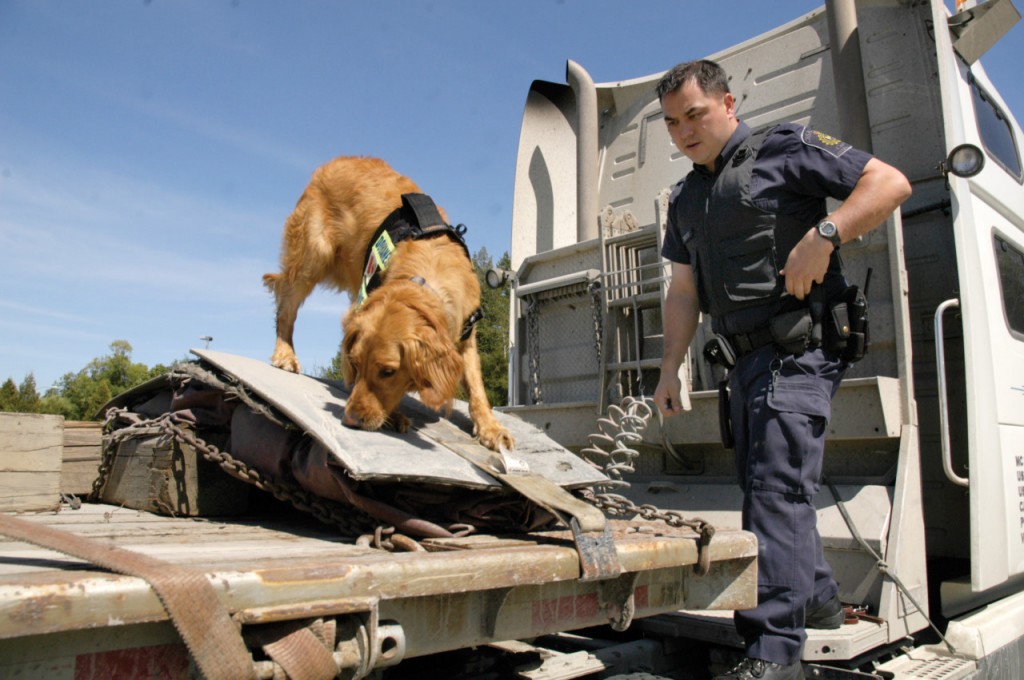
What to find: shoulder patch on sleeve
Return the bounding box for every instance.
[800,126,852,158]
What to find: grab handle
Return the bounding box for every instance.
[934,298,968,488]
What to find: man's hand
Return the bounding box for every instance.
[654,371,684,417]
[779,227,833,300]
[779,157,911,301]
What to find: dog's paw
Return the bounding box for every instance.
[270,351,302,374]
[387,412,411,434]
[477,424,515,452]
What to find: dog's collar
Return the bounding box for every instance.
[409,275,483,342]
[357,193,471,306]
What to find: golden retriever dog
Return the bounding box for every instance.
[263,156,514,452]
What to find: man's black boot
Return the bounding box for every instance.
[806,593,845,630]
[714,657,805,680]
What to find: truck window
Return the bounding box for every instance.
[970,75,1023,182]
[995,234,1024,339]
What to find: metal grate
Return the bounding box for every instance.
[521,279,603,405]
[879,654,976,680]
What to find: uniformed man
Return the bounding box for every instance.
[653,60,911,680]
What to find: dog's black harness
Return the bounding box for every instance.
[358,193,483,342]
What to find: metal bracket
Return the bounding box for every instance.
[570,516,623,582]
[337,605,406,680]
[597,570,642,631]
[239,597,406,679]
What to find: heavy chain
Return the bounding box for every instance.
[169,363,292,430]
[94,407,382,538]
[589,279,604,370]
[157,413,382,537]
[577,487,716,575]
[90,406,135,502]
[526,297,543,404]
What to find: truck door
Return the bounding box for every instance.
[930,0,1024,591]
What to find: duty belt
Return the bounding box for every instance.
[726,326,775,357]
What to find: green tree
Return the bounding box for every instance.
[472,248,511,407]
[82,340,151,394]
[57,371,107,420]
[0,378,18,412]
[1,340,168,419]
[17,373,41,414]
[0,375,42,413]
[319,352,346,383]
[38,391,75,419]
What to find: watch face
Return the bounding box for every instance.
[818,220,840,246]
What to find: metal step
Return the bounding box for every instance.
[874,647,977,679]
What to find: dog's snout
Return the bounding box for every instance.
[342,409,362,429]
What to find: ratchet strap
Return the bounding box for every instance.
[440,437,622,582]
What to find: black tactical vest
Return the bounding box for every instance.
[674,128,820,335]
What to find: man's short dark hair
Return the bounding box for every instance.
[656,59,731,101]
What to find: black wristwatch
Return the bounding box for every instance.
[816,220,841,249]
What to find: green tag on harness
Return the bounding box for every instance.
[357,231,397,305]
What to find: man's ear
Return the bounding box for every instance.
[723,91,737,118]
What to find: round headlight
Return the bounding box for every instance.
[486,268,510,289]
[945,144,985,178]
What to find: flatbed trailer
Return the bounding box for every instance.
[0,503,756,678]
[0,350,758,679]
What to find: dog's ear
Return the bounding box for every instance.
[396,288,463,410]
[341,310,362,385]
[404,328,463,411]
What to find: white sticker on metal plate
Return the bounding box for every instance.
[500,446,531,475]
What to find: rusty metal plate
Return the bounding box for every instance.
[192,350,608,490]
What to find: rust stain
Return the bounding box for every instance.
[255,563,356,583]
[7,589,73,627]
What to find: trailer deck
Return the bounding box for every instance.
[0,501,756,676]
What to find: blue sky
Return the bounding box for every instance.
[1,1,1021,390]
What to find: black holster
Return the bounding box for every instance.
[826,284,869,363]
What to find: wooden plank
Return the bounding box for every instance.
[0,413,63,511]
[61,421,103,495]
[99,432,249,517]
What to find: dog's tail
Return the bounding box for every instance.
[262,272,279,293]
